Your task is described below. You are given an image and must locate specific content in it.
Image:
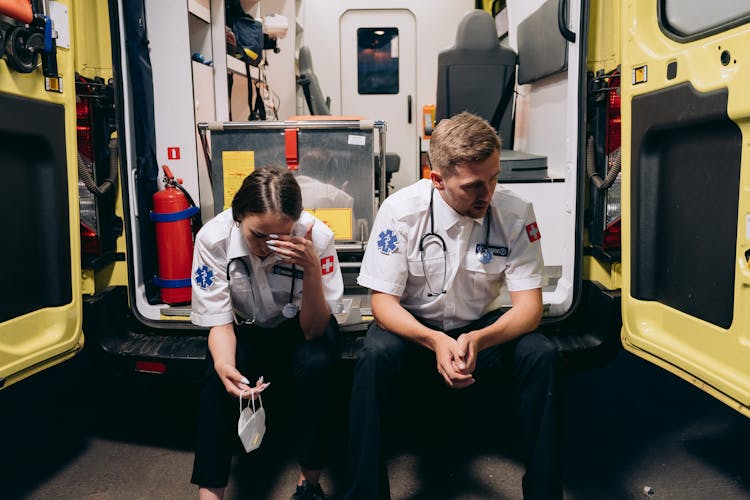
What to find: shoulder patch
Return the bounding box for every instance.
[377,229,399,255]
[525,222,541,242]
[320,255,335,275]
[194,265,215,289]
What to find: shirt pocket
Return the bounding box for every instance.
[406,253,449,297]
[463,251,508,300]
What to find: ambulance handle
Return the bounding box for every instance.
[407,95,412,124]
[558,0,576,43]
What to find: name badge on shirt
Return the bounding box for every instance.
[272,265,304,279]
[475,244,509,257]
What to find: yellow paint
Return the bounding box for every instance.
[587,0,621,74]
[306,208,354,240]
[223,151,255,209]
[582,256,621,291]
[0,0,87,390]
[620,0,750,416]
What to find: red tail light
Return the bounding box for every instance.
[76,93,95,162]
[80,221,100,255]
[77,79,101,258]
[604,219,621,249]
[603,73,621,250]
[606,75,621,155]
[135,361,167,374]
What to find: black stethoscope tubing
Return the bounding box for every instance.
[227,256,297,323]
[418,188,498,296]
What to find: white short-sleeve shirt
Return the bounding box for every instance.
[358,179,543,330]
[190,209,344,328]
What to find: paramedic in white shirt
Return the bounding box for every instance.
[190,166,342,500]
[345,112,562,500]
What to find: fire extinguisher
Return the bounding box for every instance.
[149,165,200,305]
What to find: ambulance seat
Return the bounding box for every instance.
[435,10,516,148]
[297,46,330,115]
[435,9,548,180]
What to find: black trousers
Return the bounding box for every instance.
[191,316,339,488]
[345,311,562,500]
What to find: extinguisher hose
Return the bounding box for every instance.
[78,137,120,196]
[169,178,203,233]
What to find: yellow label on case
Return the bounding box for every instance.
[305,208,353,240]
[222,151,255,209]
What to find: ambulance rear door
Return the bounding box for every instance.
[0,0,84,390]
[620,0,750,416]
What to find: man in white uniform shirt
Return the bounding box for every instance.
[345,112,561,500]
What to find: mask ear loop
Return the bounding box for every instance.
[239,388,263,413]
[239,389,248,413]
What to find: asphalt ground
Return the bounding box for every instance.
[1,346,749,500]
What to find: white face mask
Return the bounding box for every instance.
[238,391,266,453]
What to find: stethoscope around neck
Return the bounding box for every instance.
[418,188,497,297]
[226,257,299,325]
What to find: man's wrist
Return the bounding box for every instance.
[468,329,488,351]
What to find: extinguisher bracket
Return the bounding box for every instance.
[149,205,199,222]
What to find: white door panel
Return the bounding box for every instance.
[340,9,417,191]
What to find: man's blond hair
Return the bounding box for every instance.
[429,111,501,177]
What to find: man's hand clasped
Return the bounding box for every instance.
[434,332,479,389]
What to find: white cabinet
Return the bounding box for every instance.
[144,0,229,218]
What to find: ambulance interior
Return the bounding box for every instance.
[113,0,584,329]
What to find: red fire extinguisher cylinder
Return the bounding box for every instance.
[150,166,198,304]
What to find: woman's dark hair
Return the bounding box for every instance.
[231,165,303,223]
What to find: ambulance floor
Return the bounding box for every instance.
[2,349,749,500]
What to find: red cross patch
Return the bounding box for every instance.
[526,222,541,242]
[320,255,335,275]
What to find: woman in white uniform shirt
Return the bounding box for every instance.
[190,166,343,500]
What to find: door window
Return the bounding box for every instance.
[357,27,399,95]
[662,0,750,39]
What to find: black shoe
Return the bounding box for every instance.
[291,480,327,500]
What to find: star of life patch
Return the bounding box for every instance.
[377,229,398,255]
[194,265,215,289]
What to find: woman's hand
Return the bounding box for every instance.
[266,223,320,273]
[239,376,271,401]
[215,363,269,399]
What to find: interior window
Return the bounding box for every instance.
[357,27,399,95]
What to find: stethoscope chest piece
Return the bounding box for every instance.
[477,248,493,264]
[282,302,299,319]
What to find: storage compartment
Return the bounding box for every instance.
[0,95,71,322]
[205,120,383,244]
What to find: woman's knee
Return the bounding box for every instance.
[294,337,337,378]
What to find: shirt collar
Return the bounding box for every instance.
[227,222,251,260]
[432,187,484,230]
